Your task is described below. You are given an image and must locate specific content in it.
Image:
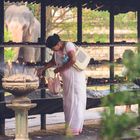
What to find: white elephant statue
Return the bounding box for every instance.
[5,5,41,63]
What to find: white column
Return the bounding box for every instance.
[7,103,36,140]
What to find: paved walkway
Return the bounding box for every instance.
[1,120,100,140]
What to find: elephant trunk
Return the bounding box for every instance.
[6,20,24,42]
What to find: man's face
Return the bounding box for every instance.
[52,42,61,51]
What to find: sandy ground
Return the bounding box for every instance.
[0,119,100,140]
[30,119,100,140]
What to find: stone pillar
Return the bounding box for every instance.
[7,103,36,140]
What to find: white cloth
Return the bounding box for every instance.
[45,48,55,78]
[54,42,87,132]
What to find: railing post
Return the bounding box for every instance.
[137,10,140,116]
[77,4,82,43]
[137,10,140,52]
[0,0,5,135]
[40,2,46,130]
[109,6,115,92]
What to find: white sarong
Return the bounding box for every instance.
[55,42,87,132]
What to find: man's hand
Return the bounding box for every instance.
[54,67,60,74]
[37,67,45,77]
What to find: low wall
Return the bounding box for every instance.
[86,65,123,78]
[83,46,137,60]
[83,46,137,78]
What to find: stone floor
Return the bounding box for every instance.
[1,120,100,140]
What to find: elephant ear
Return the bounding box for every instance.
[29,17,40,42]
[5,5,17,24]
[28,17,41,62]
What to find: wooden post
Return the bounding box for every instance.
[109,7,115,92]
[137,10,140,42]
[77,4,82,43]
[0,0,5,135]
[137,10,140,52]
[137,10,140,116]
[40,2,46,130]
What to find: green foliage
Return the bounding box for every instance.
[24,5,137,42]
[82,10,109,42]
[93,33,108,43]
[56,16,77,41]
[82,10,109,28]
[101,91,140,140]
[4,28,11,42]
[101,110,138,140]
[122,47,140,80]
[4,48,14,62]
[27,3,40,20]
[100,45,140,139]
[60,10,136,42]
[4,28,14,61]
[102,91,140,108]
[115,12,137,30]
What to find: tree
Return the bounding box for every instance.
[27,3,77,39]
[100,45,140,140]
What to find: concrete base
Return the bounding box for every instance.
[7,103,36,140]
[15,138,30,140]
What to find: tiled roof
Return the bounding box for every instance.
[4,0,140,14]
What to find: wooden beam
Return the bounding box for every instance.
[0,41,136,48]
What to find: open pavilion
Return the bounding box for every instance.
[0,0,140,135]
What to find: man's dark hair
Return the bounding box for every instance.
[46,34,61,49]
